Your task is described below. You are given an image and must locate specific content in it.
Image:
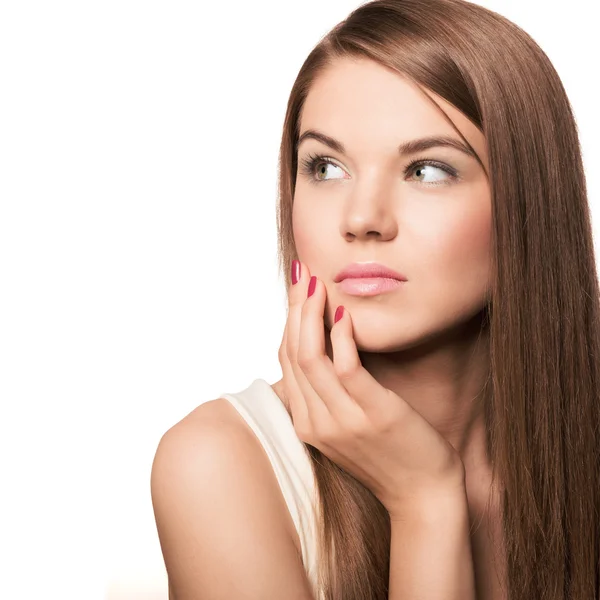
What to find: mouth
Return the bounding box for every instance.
[337,277,406,296]
[334,261,408,283]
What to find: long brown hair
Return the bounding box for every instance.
[275,1,600,598]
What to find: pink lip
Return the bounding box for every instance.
[338,277,405,296]
[334,262,407,283]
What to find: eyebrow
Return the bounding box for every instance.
[295,128,477,160]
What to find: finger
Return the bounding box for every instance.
[329,306,399,419]
[277,318,298,421]
[287,264,334,431]
[280,260,313,431]
[296,275,365,427]
[293,274,337,428]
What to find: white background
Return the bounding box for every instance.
[0,1,597,599]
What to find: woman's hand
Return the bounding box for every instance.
[278,260,466,518]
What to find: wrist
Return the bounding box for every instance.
[387,482,468,524]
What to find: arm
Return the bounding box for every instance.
[388,491,476,600]
[151,400,316,600]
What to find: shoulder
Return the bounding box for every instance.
[151,399,251,489]
[153,396,267,466]
[151,396,291,514]
[156,391,285,461]
[151,396,308,598]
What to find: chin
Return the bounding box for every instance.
[352,320,422,353]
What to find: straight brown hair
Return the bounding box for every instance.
[275,0,600,598]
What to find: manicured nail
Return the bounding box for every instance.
[334,305,344,323]
[291,260,301,285]
[307,276,317,298]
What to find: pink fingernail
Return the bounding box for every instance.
[307,276,317,298]
[334,305,344,323]
[291,260,300,285]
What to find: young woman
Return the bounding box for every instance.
[151,1,600,599]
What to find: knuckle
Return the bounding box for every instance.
[369,404,400,433]
[290,296,304,312]
[340,412,367,438]
[286,341,298,361]
[335,361,359,382]
[313,423,336,445]
[297,351,319,372]
[278,344,288,363]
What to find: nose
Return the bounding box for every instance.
[340,186,398,242]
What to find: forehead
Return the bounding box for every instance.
[299,57,488,174]
[302,57,442,127]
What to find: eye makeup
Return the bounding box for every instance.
[298,151,461,187]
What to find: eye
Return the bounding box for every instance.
[299,153,346,184]
[406,160,458,186]
[298,153,460,187]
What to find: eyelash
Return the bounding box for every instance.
[298,152,460,187]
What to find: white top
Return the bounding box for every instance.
[218,378,323,599]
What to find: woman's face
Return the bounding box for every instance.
[292,57,492,352]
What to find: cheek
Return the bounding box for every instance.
[292,200,332,265]
[422,198,492,303]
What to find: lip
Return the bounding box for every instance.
[338,277,405,296]
[334,262,407,283]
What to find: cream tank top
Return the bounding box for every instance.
[218,378,324,600]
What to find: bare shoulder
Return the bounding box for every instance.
[151,395,312,600]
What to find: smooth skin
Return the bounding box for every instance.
[279,259,466,517]
[151,56,506,599]
[275,55,505,599]
[279,261,477,599]
[290,56,493,484]
[151,397,317,600]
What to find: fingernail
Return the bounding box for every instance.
[291,260,301,285]
[334,305,344,323]
[307,276,317,298]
